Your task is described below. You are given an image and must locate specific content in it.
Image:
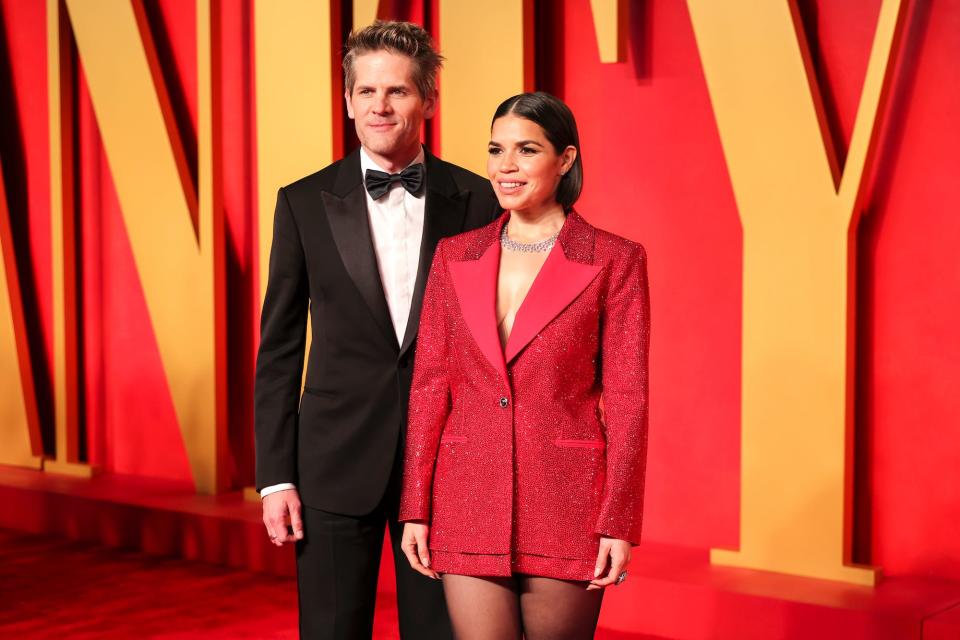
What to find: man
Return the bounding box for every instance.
[254,20,499,640]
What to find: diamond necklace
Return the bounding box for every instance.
[499,222,560,253]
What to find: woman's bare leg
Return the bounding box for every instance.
[442,574,522,640]
[517,575,604,640]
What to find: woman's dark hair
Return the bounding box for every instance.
[491,91,583,212]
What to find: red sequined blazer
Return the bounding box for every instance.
[399,211,650,568]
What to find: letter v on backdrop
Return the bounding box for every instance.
[687,0,906,584]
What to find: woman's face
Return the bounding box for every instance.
[487,115,576,216]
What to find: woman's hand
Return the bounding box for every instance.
[401,522,439,579]
[588,536,632,590]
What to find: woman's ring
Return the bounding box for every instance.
[616,571,628,585]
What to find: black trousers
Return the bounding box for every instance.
[296,476,453,639]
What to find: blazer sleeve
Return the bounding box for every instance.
[398,240,453,522]
[254,187,309,492]
[595,243,651,544]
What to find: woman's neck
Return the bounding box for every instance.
[506,205,566,242]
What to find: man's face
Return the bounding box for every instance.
[345,50,436,170]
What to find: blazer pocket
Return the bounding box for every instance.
[553,438,605,449]
[440,434,468,443]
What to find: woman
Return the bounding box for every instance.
[399,92,650,639]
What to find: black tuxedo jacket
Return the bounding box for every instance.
[254,148,499,515]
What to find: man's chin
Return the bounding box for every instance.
[363,142,397,157]
[360,132,398,150]
[360,137,419,163]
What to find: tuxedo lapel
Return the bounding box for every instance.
[399,153,469,358]
[322,151,396,348]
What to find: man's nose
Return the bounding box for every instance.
[372,92,391,113]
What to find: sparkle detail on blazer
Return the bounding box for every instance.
[399,211,650,581]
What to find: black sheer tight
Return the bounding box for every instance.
[442,573,604,640]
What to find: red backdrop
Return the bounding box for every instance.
[1,0,958,584]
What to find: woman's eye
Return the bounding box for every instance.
[521,147,537,155]
[488,147,502,155]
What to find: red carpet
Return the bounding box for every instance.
[0,530,659,639]
[0,530,367,639]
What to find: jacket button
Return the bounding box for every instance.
[499,397,509,408]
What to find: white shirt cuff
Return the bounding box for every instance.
[259,483,297,498]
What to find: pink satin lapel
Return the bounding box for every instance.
[448,242,508,382]
[504,246,602,363]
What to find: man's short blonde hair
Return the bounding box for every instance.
[343,20,444,98]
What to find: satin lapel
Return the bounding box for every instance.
[448,242,508,382]
[399,187,468,358]
[504,244,602,363]
[321,186,397,348]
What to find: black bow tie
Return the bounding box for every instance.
[364,163,425,200]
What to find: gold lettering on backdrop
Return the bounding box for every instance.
[353,0,381,29]
[45,0,93,478]
[253,1,337,411]
[63,0,227,493]
[687,0,905,584]
[438,0,534,175]
[254,1,336,306]
[0,154,44,470]
[200,0,229,489]
[589,0,628,63]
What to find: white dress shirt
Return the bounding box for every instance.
[360,146,426,344]
[260,147,426,499]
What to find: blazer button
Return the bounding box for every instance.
[499,397,509,408]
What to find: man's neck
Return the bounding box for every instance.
[362,144,423,174]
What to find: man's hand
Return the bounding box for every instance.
[262,489,303,547]
[587,536,632,590]
[401,522,439,579]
